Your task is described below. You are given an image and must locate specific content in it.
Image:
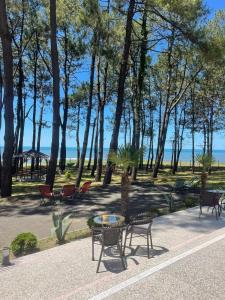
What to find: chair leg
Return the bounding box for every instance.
[123,232,128,256]
[149,232,153,249]
[129,232,133,246]
[147,233,150,259]
[215,207,218,220]
[219,205,222,216]
[199,206,202,218]
[118,243,126,270]
[96,245,104,273]
[92,236,95,261]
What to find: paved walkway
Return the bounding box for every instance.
[0,183,187,248]
[1,207,225,299]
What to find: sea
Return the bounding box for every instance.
[1,147,225,163]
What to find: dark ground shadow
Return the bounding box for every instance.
[0,182,198,221]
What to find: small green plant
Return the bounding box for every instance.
[11,232,37,256]
[66,162,75,168]
[51,212,72,243]
[184,197,197,208]
[164,193,175,212]
[65,171,71,180]
[196,153,215,172]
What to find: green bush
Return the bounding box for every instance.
[65,171,71,180]
[11,232,37,256]
[184,197,197,208]
[66,162,75,168]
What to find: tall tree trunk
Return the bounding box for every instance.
[0,59,2,189]
[103,0,136,185]
[121,172,130,218]
[0,0,14,197]
[150,110,154,170]
[132,3,148,180]
[36,96,44,169]
[0,58,3,129]
[153,33,175,178]
[95,101,104,181]
[59,27,69,172]
[13,0,25,172]
[95,1,110,182]
[139,110,145,169]
[203,125,206,155]
[46,0,60,189]
[208,105,213,174]
[191,87,195,173]
[18,96,25,168]
[31,47,38,171]
[76,33,97,187]
[172,105,178,174]
[152,110,170,177]
[87,117,96,170]
[75,102,80,168]
[91,111,99,177]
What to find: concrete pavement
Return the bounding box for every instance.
[1,207,225,299]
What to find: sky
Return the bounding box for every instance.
[0,0,225,151]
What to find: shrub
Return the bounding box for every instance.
[66,162,75,168]
[11,232,37,256]
[65,171,71,180]
[184,197,197,208]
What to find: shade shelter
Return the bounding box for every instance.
[13,149,49,181]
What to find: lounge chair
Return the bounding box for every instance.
[60,185,77,202]
[80,181,92,193]
[39,185,55,206]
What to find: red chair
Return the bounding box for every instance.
[60,185,77,202]
[39,185,55,206]
[80,181,92,193]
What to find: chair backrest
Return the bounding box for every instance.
[62,185,77,196]
[80,181,92,193]
[102,227,123,246]
[129,212,153,230]
[200,191,220,206]
[39,185,51,196]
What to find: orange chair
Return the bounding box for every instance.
[80,181,92,193]
[39,185,55,205]
[60,185,77,202]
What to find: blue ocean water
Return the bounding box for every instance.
[1,146,225,163]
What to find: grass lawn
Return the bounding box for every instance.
[2,162,225,202]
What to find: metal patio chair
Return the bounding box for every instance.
[95,226,126,273]
[123,212,153,259]
[199,191,222,219]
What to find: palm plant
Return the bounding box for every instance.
[196,153,215,189]
[109,144,143,217]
